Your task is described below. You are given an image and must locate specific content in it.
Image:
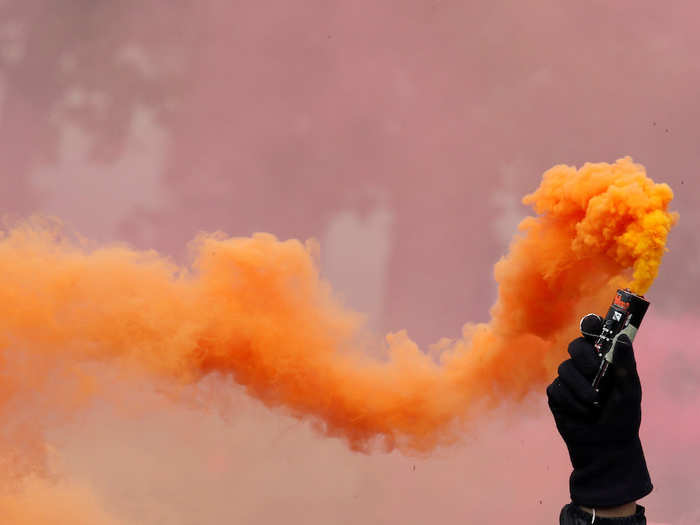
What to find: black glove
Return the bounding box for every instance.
[547,315,653,508]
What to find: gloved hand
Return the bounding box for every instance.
[547,314,653,508]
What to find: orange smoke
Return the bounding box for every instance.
[0,477,126,525]
[0,157,676,459]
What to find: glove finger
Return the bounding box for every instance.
[611,334,641,388]
[546,377,593,418]
[568,337,601,379]
[580,313,603,343]
[557,359,598,406]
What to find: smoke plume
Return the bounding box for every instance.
[0,158,676,463]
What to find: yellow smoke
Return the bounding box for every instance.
[524,158,677,293]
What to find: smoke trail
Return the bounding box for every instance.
[0,476,126,525]
[0,158,676,458]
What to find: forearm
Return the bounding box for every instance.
[560,503,646,524]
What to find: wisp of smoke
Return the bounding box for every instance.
[0,158,676,469]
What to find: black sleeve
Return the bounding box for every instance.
[559,503,646,524]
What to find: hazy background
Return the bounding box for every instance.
[1,1,698,523]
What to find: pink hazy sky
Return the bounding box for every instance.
[0,1,698,523]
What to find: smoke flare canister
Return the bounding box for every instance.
[590,289,650,401]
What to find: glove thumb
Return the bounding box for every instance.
[580,313,603,343]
